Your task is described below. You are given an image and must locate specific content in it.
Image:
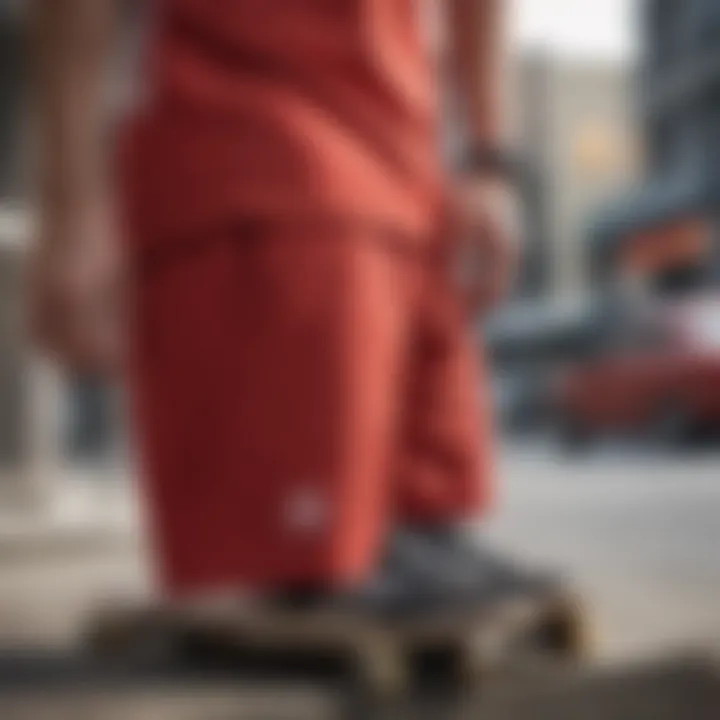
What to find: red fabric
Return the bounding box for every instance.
[119,0,443,249]
[131,224,493,597]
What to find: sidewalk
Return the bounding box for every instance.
[0,471,146,649]
[0,470,136,559]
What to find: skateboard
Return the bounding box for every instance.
[2,653,719,720]
[83,584,589,700]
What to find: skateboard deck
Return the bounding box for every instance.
[84,584,589,699]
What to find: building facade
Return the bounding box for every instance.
[0,1,25,199]
[513,52,637,298]
[0,3,28,478]
[591,0,720,292]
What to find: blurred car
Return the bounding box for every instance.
[494,370,551,434]
[486,297,606,435]
[551,297,720,447]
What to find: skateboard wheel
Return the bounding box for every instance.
[537,595,589,660]
[355,639,407,699]
[85,607,173,662]
[85,612,135,657]
[458,643,487,690]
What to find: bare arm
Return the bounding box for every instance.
[30,0,124,372]
[32,0,117,232]
[443,0,518,313]
[445,0,508,149]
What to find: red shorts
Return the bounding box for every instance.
[131,223,494,596]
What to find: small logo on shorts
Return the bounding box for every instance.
[283,487,328,533]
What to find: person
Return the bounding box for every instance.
[31,0,522,611]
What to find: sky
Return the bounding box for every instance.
[512,0,637,61]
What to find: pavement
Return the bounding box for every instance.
[1,441,720,663]
[489,441,720,661]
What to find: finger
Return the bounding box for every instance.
[465,233,519,315]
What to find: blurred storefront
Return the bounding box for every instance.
[590,0,720,294]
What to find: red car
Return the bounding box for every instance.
[552,297,720,445]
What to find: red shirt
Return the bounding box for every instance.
[119,0,444,247]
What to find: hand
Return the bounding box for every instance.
[450,175,521,316]
[29,198,127,374]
